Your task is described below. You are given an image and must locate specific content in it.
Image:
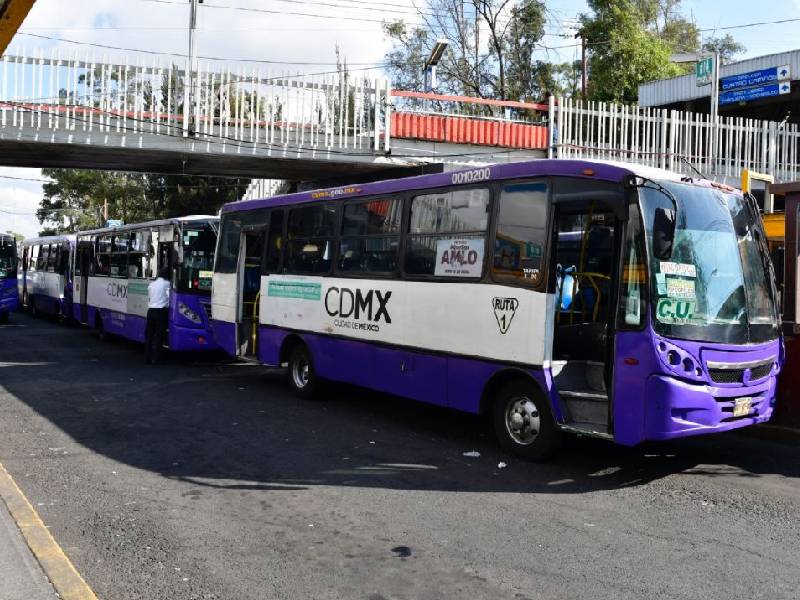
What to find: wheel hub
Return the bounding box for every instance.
[505,396,540,445]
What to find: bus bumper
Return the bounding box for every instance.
[642,373,776,441]
[169,324,219,352]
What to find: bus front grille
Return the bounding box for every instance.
[708,360,774,384]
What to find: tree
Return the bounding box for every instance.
[702,34,746,65]
[383,0,552,101]
[37,169,250,235]
[580,0,683,103]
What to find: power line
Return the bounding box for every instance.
[699,16,800,32]
[15,33,388,66]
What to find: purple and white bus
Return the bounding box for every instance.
[211,159,782,460]
[73,216,218,352]
[18,235,75,320]
[0,233,18,322]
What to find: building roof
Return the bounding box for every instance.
[639,49,800,107]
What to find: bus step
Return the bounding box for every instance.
[560,392,608,425]
[551,360,606,393]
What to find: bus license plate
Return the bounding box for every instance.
[733,397,753,418]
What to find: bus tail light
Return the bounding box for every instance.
[623,357,639,366]
[178,302,202,324]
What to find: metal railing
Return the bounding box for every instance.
[0,49,393,154]
[549,96,800,182]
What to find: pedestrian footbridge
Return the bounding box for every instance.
[0,49,799,187]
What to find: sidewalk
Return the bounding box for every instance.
[0,497,57,600]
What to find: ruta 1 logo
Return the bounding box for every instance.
[492,297,519,334]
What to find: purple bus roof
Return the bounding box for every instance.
[222,159,689,215]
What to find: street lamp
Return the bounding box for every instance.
[424,39,449,92]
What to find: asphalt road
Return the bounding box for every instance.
[0,313,799,600]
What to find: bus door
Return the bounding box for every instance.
[550,199,621,434]
[76,241,92,323]
[237,227,265,358]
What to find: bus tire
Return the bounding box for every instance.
[287,343,317,399]
[492,380,559,462]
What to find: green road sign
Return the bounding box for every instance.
[696,56,713,86]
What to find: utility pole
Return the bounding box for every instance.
[474,0,479,96]
[709,52,720,174]
[184,0,202,136]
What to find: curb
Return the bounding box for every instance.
[0,462,98,600]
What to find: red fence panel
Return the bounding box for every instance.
[392,112,548,150]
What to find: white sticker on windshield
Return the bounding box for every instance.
[660,261,696,277]
[656,273,667,295]
[666,277,695,299]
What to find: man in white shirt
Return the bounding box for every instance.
[145,267,171,364]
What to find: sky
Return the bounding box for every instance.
[2,0,800,237]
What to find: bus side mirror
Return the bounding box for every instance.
[653,207,675,260]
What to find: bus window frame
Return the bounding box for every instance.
[334,195,404,279]
[401,184,494,282]
[283,202,339,276]
[488,178,552,293]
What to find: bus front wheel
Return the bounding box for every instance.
[287,343,318,399]
[492,380,560,462]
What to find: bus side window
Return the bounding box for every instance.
[492,181,548,289]
[285,204,337,274]
[216,215,243,273]
[617,203,648,329]
[129,231,150,279]
[405,187,490,278]
[29,245,38,272]
[38,245,50,272]
[96,235,112,277]
[49,245,59,273]
[263,210,284,274]
[339,198,401,275]
[58,244,69,275]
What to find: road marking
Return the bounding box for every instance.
[0,462,98,600]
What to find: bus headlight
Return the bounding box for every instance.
[178,302,202,324]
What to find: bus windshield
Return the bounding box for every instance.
[178,223,216,294]
[640,181,780,345]
[0,238,16,279]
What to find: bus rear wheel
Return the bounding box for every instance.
[492,380,560,462]
[287,343,317,399]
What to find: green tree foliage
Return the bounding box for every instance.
[37,169,249,235]
[384,0,573,101]
[702,34,747,65]
[580,0,683,103]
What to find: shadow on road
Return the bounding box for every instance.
[2,313,798,496]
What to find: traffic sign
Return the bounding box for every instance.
[720,65,790,92]
[106,219,123,228]
[719,82,791,106]
[696,56,714,86]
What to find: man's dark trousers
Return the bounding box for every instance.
[145,307,169,364]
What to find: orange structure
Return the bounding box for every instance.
[0,0,36,55]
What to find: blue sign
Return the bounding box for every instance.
[106,219,123,228]
[719,82,791,106]
[720,65,790,91]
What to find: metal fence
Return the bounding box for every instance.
[549,96,800,182]
[0,49,393,154]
